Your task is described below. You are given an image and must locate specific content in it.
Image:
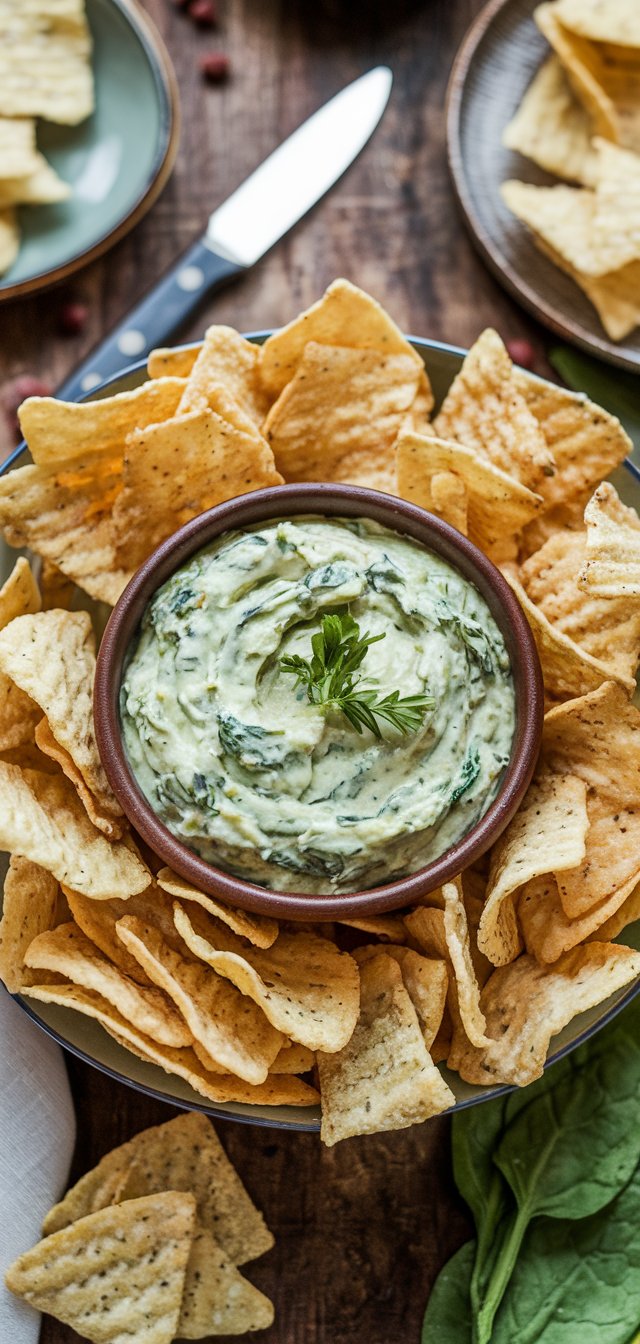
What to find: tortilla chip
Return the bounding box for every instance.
[396,431,542,550]
[173,902,360,1053]
[540,232,640,340]
[590,139,640,270]
[544,680,640,798]
[155,867,278,948]
[0,764,149,898]
[23,981,318,1106]
[44,1111,274,1264]
[502,56,598,186]
[18,378,185,467]
[501,176,640,281]
[0,557,42,750]
[433,329,555,490]
[116,915,283,1083]
[24,922,192,1047]
[513,371,631,515]
[555,791,640,916]
[0,454,132,606]
[429,469,469,534]
[518,870,640,961]
[317,952,454,1145]
[404,880,489,1047]
[580,481,640,596]
[38,560,77,611]
[178,325,269,429]
[555,0,640,46]
[477,771,589,965]
[112,408,283,569]
[354,943,449,1050]
[258,278,423,398]
[507,571,629,697]
[0,206,18,273]
[64,889,158,986]
[0,609,122,835]
[449,943,640,1085]
[0,855,58,992]
[521,530,640,686]
[178,1228,274,1338]
[535,3,623,143]
[5,1193,195,1344]
[402,369,436,436]
[262,341,421,484]
[148,344,201,379]
[0,116,41,178]
[271,1042,315,1074]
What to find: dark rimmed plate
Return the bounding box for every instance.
[1,335,639,1131]
[0,0,179,303]
[446,0,640,374]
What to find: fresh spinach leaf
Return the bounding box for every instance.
[421,1240,475,1343]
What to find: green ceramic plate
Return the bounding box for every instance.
[0,0,179,302]
[1,337,639,1131]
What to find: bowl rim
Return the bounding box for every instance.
[94,482,544,919]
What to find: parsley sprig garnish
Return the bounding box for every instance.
[280,612,434,739]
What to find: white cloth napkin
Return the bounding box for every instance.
[0,991,76,1343]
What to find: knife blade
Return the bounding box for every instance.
[56,67,393,403]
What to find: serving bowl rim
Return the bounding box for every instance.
[94,481,544,919]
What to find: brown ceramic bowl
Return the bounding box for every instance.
[94,483,543,920]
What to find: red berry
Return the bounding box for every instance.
[506,337,536,371]
[58,301,89,336]
[188,0,218,25]
[199,51,230,83]
[2,375,53,441]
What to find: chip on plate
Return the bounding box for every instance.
[502,55,598,186]
[0,855,58,993]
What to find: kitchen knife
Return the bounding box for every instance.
[56,67,393,402]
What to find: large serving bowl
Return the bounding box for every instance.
[94,482,543,921]
[2,334,639,1131]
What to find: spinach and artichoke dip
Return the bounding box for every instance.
[121,517,516,894]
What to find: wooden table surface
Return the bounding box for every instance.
[0,1,551,1339]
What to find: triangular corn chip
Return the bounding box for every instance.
[0,764,149,898]
[0,116,41,178]
[587,881,640,944]
[540,234,640,341]
[521,529,640,687]
[317,952,454,1145]
[433,328,555,490]
[0,609,122,835]
[580,481,640,596]
[6,1192,195,1344]
[173,902,360,1053]
[258,278,423,397]
[44,1111,274,1265]
[396,431,542,549]
[0,855,58,993]
[428,469,469,534]
[111,407,282,568]
[18,378,185,467]
[476,771,589,965]
[513,371,631,516]
[24,923,192,1047]
[148,344,200,378]
[502,56,598,186]
[116,915,283,1083]
[535,1,640,151]
[449,943,640,1085]
[178,1227,274,1338]
[270,1042,315,1074]
[263,340,421,484]
[156,867,278,948]
[0,3,94,125]
[178,324,269,428]
[555,791,640,916]
[555,0,640,45]
[354,943,449,1051]
[338,913,408,942]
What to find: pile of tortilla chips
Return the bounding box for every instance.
[501,0,640,340]
[0,0,93,274]
[1,278,640,1145]
[5,1112,275,1342]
